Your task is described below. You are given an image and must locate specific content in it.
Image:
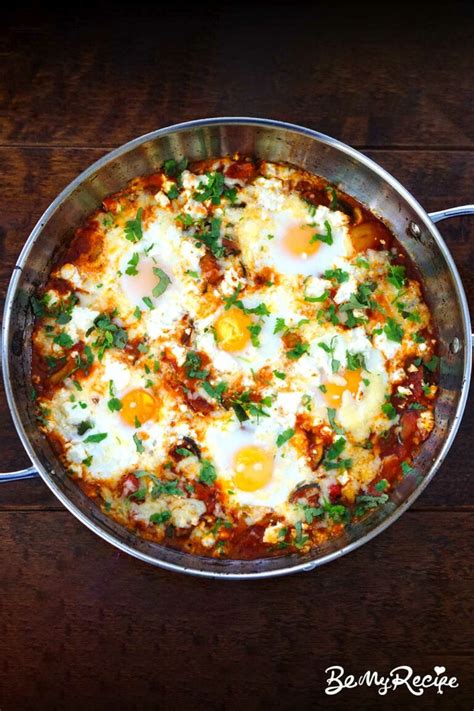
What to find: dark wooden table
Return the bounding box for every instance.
[1,5,473,710]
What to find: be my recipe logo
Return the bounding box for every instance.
[325,665,459,697]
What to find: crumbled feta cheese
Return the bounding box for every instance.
[154,191,170,207]
[170,498,206,528]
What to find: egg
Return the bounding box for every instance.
[291,326,389,442]
[194,291,288,379]
[205,414,311,508]
[236,182,353,279]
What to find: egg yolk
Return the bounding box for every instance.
[324,369,362,407]
[283,223,322,258]
[214,308,252,352]
[233,445,274,491]
[120,389,159,426]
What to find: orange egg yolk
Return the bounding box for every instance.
[283,223,322,258]
[214,308,252,352]
[324,369,362,407]
[233,445,274,492]
[120,389,159,426]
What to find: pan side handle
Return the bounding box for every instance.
[0,467,38,482]
[0,337,38,481]
[429,205,474,345]
[429,204,474,223]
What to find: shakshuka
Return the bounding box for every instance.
[31,156,439,559]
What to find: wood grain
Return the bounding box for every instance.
[1,4,473,149]
[0,511,472,710]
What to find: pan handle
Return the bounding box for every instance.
[0,337,38,481]
[429,204,474,223]
[0,467,38,482]
[428,204,474,345]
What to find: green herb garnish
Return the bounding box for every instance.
[276,428,295,447]
[150,511,172,525]
[199,459,217,486]
[310,220,333,245]
[124,208,143,243]
[185,351,209,379]
[84,432,108,443]
[152,267,171,298]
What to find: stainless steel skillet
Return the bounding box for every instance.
[2,117,472,578]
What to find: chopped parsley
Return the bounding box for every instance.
[383,317,404,343]
[91,314,128,360]
[166,184,179,200]
[125,252,140,276]
[276,428,295,447]
[185,351,209,379]
[77,420,93,436]
[293,521,309,549]
[177,213,194,227]
[150,511,172,525]
[310,220,333,245]
[422,382,432,396]
[108,397,122,412]
[273,370,286,380]
[354,493,389,517]
[223,286,270,318]
[382,401,397,419]
[274,318,287,335]
[194,217,225,258]
[323,436,352,470]
[318,337,340,373]
[124,208,143,243]
[32,292,79,325]
[133,433,145,453]
[303,505,324,524]
[323,268,349,283]
[322,500,350,523]
[84,432,108,444]
[286,341,310,360]
[202,380,227,403]
[175,447,193,458]
[199,459,217,486]
[327,408,344,435]
[229,392,271,423]
[346,351,366,371]
[401,460,414,475]
[152,267,171,298]
[142,296,154,310]
[387,264,406,290]
[248,322,262,347]
[304,288,329,303]
[193,171,236,205]
[162,157,188,178]
[339,282,377,312]
[53,332,74,349]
